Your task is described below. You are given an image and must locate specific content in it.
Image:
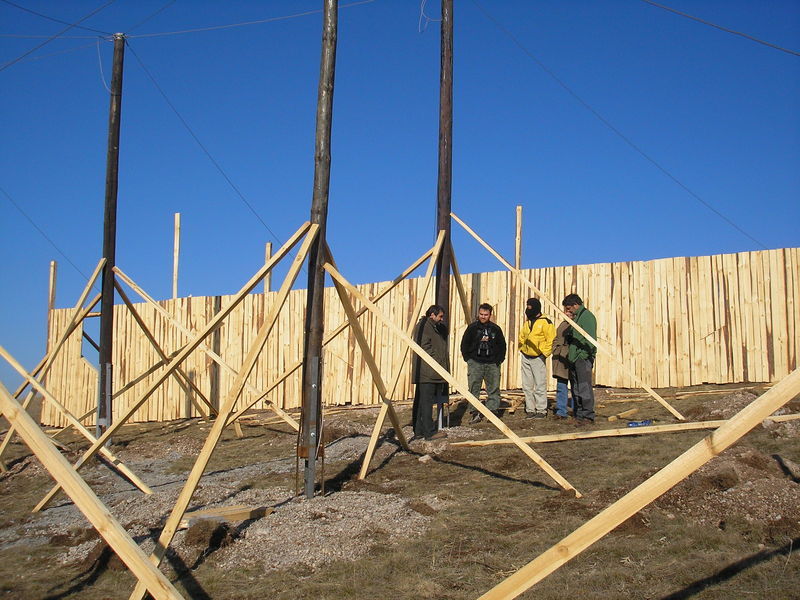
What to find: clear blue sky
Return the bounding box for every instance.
[1,0,798,391]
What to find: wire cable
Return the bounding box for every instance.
[1,41,97,63]
[640,0,800,57]
[0,0,117,73]
[470,0,768,250]
[0,0,112,36]
[95,37,112,93]
[126,0,375,39]
[125,41,285,248]
[124,0,176,34]
[0,185,92,282]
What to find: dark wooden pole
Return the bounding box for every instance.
[435,0,453,311]
[97,33,125,438]
[301,0,337,499]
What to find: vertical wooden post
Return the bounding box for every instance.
[43,260,58,397]
[515,205,522,270]
[435,0,453,311]
[264,242,273,293]
[47,260,57,346]
[301,0,338,499]
[172,212,180,299]
[97,33,125,438]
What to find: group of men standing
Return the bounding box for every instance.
[411,295,597,440]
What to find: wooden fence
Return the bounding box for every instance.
[40,247,798,426]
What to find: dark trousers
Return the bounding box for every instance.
[568,358,595,421]
[414,383,446,439]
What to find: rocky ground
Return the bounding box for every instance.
[0,383,798,599]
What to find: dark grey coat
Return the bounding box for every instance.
[411,317,450,384]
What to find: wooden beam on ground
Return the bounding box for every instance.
[323,263,581,498]
[128,225,318,600]
[178,505,274,530]
[477,368,800,600]
[452,414,800,446]
[451,212,685,421]
[608,408,638,422]
[33,223,312,514]
[0,383,184,600]
[457,413,800,447]
[0,346,153,496]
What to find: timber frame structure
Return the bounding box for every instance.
[1,211,799,598]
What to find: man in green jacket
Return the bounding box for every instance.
[411,305,450,440]
[562,293,597,424]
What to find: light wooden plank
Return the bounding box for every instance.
[0,383,184,600]
[324,262,581,497]
[34,223,312,513]
[477,368,800,599]
[128,225,318,600]
[451,212,684,420]
[179,505,274,530]
[0,345,153,497]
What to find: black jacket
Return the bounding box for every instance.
[460,320,506,365]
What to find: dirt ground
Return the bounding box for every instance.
[1,382,799,599]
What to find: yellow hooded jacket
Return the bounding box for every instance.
[518,316,556,358]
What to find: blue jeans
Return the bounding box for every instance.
[555,377,572,417]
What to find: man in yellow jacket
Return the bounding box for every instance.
[518,298,556,418]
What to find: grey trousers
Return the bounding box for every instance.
[467,359,501,412]
[520,353,547,414]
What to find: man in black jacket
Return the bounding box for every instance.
[412,305,450,440]
[460,303,507,424]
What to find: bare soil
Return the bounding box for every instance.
[1,382,799,599]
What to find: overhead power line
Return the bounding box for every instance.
[127,0,375,39]
[470,0,768,250]
[125,41,286,249]
[641,0,800,57]
[0,0,112,35]
[1,185,92,282]
[0,0,117,72]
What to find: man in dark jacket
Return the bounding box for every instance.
[460,303,507,424]
[562,293,597,424]
[551,314,573,419]
[412,305,450,440]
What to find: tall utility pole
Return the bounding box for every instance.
[97,33,125,438]
[301,0,337,499]
[435,0,453,311]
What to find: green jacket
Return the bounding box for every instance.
[412,317,450,384]
[567,305,597,363]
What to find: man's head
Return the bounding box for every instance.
[477,303,493,324]
[425,304,445,323]
[562,293,583,317]
[525,297,541,318]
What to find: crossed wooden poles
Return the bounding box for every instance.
[450,212,686,421]
[3,216,792,600]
